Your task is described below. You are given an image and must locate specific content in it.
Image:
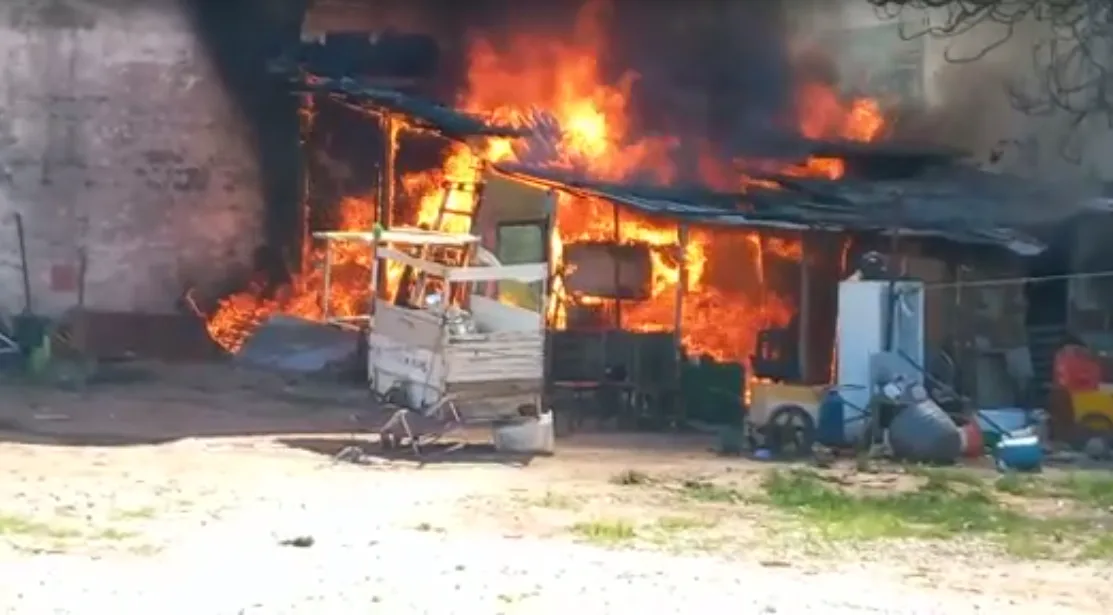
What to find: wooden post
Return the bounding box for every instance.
[321,238,332,321]
[798,232,810,383]
[376,112,398,299]
[675,224,689,360]
[368,237,381,324]
[378,113,397,228]
[73,247,88,365]
[297,93,315,273]
[543,190,560,327]
[612,200,622,328]
[671,223,689,425]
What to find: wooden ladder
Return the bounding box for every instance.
[412,179,485,305]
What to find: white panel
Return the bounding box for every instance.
[469,296,542,332]
[444,334,544,383]
[366,332,445,408]
[892,281,926,369]
[837,280,886,413]
[374,301,444,349]
[837,279,927,442]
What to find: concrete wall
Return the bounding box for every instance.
[787,0,1113,184]
[0,0,264,316]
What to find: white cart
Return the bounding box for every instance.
[316,228,550,454]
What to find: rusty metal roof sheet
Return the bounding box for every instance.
[494,163,1050,256]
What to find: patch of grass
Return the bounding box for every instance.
[996,471,1113,509]
[1080,531,1113,560]
[0,513,80,539]
[905,465,986,489]
[533,491,579,509]
[114,507,157,521]
[611,469,652,486]
[0,511,140,553]
[679,480,748,504]
[1051,473,1113,509]
[569,519,637,544]
[90,528,135,541]
[760,469,1077,554]
[994,473,1043,496]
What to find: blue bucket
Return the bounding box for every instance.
[994,434,1043,472]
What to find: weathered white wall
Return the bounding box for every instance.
[0,0,263,316]
[787,0,1113,184]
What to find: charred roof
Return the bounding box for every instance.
[270,63,528,142]
[494,161,1065,256]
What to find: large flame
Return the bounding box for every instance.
[204,0,886,397]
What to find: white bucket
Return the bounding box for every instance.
[492,411,554,454]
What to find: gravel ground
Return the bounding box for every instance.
[0,530,1068,614]
[0,475,1080,615]
[0,367,1103,615]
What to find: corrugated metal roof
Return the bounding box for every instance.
[494,163,1049,256]
[274,67,528,141]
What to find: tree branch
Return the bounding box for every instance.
[868,0,1113,164]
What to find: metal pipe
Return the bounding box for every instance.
[14,213,31,313]
[901,269,1113,293]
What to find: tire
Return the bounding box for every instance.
[888,400,962,464]
[765,404,816,458]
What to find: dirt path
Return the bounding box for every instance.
[0,364,1109,613]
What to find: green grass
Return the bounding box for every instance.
[904,465,986,488]
[995,472,1113,509]
[760,469,1111,558]
[569,519,637,544]
[0,513,80,539]
[0,512,136,549]
[113,506,157,521]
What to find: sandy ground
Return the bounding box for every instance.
[0,362,1110,614]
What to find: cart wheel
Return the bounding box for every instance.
[1073,413,1113,451]
[766,404,816,458]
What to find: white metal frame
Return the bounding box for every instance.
[312,227,547,326]
[358,229,549,454]
[0,331,17,355]
[312,227,484,327]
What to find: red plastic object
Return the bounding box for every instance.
[961,421,984,458]
[1054,345,1102,392]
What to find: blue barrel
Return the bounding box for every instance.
[816,390,846,447]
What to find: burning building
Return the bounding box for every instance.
[195,0,1062,425]
[0,0,1082,415]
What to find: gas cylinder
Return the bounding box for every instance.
[816,389,846,447]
